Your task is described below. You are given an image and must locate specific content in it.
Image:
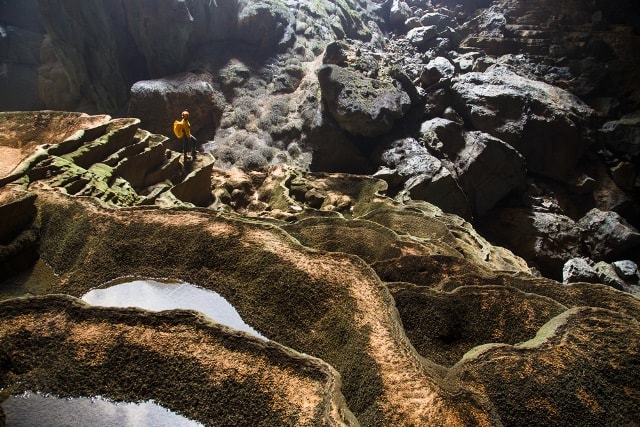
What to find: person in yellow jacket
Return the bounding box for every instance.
[173,110,197,162]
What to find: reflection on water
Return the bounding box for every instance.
[0,260,58,301]
[82,279,266,340]
[2,392,203,427]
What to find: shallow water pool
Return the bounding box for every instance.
[2,392,203,427]
[1,279,268,426]
[81,278,267,340]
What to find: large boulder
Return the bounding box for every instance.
[236,0,293,50]
[128,73,224,141]
[599,111,640,158]
[562,257,600,284]
[403,166,470,220]
[406,25,438,50]
[594,261,627,290]
[479,208,583,279]
[578,208,640,260]
[453,131,527,217]
[420,56,456,87]
[420,118,527,217]
[613,260,640,285]
[379,138,470,218]
[317,64,411,138]
[451,66,596,181]
[389,0,412,28]
[420,12,455,30]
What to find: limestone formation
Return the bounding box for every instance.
[128,73,225,139]
[3,0,640,424]
[3,111,639,426]
[451,67,596,182]
[317,64,411,137]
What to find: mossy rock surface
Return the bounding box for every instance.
[2,111,640,427]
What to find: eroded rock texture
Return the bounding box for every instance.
[2,0,640,424]
[1,111,639,426]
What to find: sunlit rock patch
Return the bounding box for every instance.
[0,295,353,426]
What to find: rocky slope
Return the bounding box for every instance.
[1,108,639,427]
[2,0,639,279]
[1,0,640,426]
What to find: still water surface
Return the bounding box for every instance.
[2,279,266,426]
[82,278,266,339]
[3,392,203,427]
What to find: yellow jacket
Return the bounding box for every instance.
[173,118,191,138]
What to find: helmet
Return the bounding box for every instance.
[181,110,189,118]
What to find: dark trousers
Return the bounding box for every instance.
[182,135,197,157]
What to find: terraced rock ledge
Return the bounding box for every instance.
[1,112,639,426]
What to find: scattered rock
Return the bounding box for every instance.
[420,56,456,87]
[451,66,596,181]
[420,12,455,30]
[562,257,599,284]
[599,111,640,158]
[613,260,640,284]
[379,137,471,218]
[594,261,626,290]
[578,208,640,260]
[406,25,438,49]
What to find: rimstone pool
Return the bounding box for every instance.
[3,392,204,427]
[81,278,267,340]
[1,278,267,426]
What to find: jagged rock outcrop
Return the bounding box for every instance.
[317,64,411,137]
[578,208,640,260]
[451,66,596,182]
[0,111,198,209]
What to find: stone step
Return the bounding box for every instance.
[62,118,140,170]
